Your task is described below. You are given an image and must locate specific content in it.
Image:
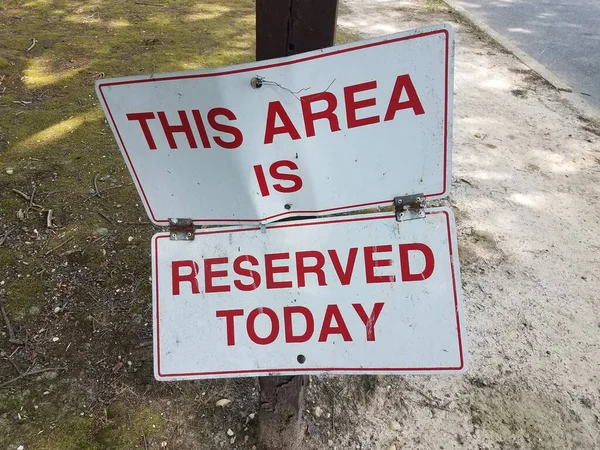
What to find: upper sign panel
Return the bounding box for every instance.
[96,24,454,225]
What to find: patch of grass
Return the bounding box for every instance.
[96,403,165,449]
[30,404,164,450]
[336,27,363,45]
[0,247,18,267]
[34,417,99,450]
[425,0,451,13]
[4,275,46,319]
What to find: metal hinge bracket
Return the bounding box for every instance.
[394,194,425,222]
[169,218,195,241]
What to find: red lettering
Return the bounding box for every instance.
[191,109,211,149]
[204,257,230,293]
[270,160,303,194]
[399,243,435,281]
[207,107,243,149]
[364,245,396,283]
[328,248,358,285]
[171,260,200,295]
[352,303,384,341]
[253,164,270,197]
[284,306,314,343]
[126,112,157,150]
[216,309,244,346]
[233,255,261,291]
[265,253,292,289]
[264,101,301,144]
[296,250,326,287]
[301,92,341,137]
[157,110,197,149]
[344,81,380,128]
[318,304,352,342]
[384,74,425,121]
[247,307,279,345]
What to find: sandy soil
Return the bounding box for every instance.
[297,1,600,449]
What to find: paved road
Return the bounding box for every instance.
[454,0,600,111]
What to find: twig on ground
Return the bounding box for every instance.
[0,367,65,389]
[0,226,15,246]
[143,434,149,450]
[80,235,106,255]
[25,185,37,214]
[0,297,24,346]
[46,209,54,228]
[97,211,113,224]
[44,236,73,256]
[26,37,37,51]
[410,388,450,411]
[12,189,43,208]
[93,173,102,198]
[6,356,22,375]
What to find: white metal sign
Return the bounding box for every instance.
[97,24,454,225]
[152,208,466,380]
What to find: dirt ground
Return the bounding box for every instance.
[1,0,599,449]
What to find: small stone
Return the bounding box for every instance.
[215,399,231,407]
[127,236,134,242]
[160,442,167,448]
[328,439,334,446]
[53,306,61,313]
[6,168,14,175]
[389,420,402,432]
[580,395,593,409]
[94,227,109,237]
[226,428,234,437]
[248,412,255,419]
[51,337,59,342]
[388,445,397,450]
[230,436,236,444]
[313,406,323,417]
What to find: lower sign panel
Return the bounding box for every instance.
[152,208,467,380]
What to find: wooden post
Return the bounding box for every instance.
[256,0,339,61]
[255,1,338,449]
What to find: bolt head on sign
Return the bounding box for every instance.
[152,209,467,380]
[96,24,454,225]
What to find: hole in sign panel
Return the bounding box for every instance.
[297,354,306,364]
[284,204,292,210]
[250,76,263,89]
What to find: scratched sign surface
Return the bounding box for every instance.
[96,24,454,225]
[152,208,467,380]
